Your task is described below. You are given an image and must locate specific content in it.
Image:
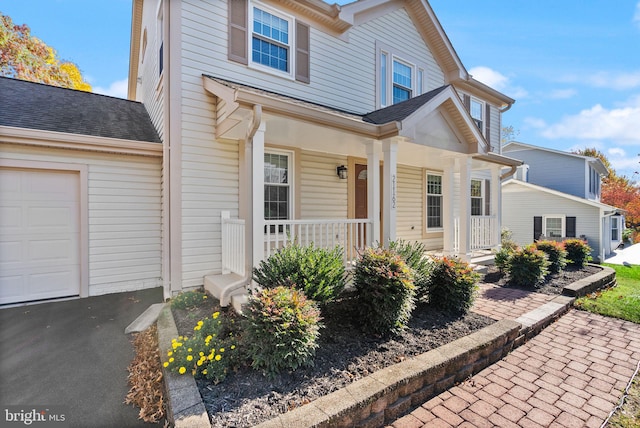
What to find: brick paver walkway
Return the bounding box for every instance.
[471,283,556,321]
[390,310,640,427]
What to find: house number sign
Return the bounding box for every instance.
[392,174,396,209]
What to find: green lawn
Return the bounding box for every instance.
[575,263,640,324]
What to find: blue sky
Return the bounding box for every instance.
[2,0,639,181]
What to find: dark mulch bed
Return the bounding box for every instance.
[171,293,493,428]
[482,264,603,295]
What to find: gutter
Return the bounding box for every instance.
[500,165,518,180]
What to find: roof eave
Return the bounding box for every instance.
[128,0,144,100]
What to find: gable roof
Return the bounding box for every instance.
[503,141,609,175]
[362,86,449,124]
[502,179,621,212]
[0,77,161,143]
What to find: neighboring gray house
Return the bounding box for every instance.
[502,142,624,262]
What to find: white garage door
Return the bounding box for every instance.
[0,168,80,304]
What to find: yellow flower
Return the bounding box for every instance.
[231,345,236,350]
[202,369,208,375]
[163,362,169,368]
[179,367,186,375]
[219,348,225,353]
[169,357,174,363]
[188,348,193,352]
[197,360,203,366]
[187,355,193,361]
[167,351,173,357]
[199,352,204,357]
[203,295,207,299]
[213,312,220,319]
[215,354,222,361]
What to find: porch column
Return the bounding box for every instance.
[367,142,381,246]
[250,121,266,271]
[382,139,398,247]
[491,166,501,249]
[442,158,455,256]
[458,156,472,261]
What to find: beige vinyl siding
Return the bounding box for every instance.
[300,150,348,220]
[502,183,602,258]
[396,165,424,244]
[0,144,163,295]
[137,0,164,139]
[179,1,444,115]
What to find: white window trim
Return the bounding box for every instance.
[470,178,485,216]
[248,1,296,80]
[543,215,566,238]
[157,1,164,77]
[470,97,484,136]
[611,217,620,241]
[264,148,295,222]
[426,172,443,231]
[376,42,426,108]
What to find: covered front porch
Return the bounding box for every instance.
[202,76,520,306]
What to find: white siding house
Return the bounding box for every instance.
[502,142,624,262]
[127,0,522,304]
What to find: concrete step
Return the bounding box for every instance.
[203,273,247,307]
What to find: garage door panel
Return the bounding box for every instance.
[0,168,80,304]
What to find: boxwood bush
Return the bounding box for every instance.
[389,239,432,300]
[426,256,479,314]
[534,240,568,274]
[563,238,592,267]
[507,245,550,288]
[252,243,346,304]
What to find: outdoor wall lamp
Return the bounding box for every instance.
[336,165,348,179]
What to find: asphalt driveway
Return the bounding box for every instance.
[0,287,164,428]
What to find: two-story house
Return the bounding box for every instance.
[502,141,624,262]
[126,0,522,305]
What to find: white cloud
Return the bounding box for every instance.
[468,66,528,99]
[93,78,128,99]
[608,147,626,157]
[548,89,577,100]
[634,2,640,29]
[541,98,640,143]
[585,71,640,90]
[523,117,547,129]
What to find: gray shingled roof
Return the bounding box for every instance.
[362,85,450,124]
[0,77,161,143]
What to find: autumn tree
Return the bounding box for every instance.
[501,125,520,145]
[0,12,91,91]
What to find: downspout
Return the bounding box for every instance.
[219,105,262,307]
[500,164,518,181]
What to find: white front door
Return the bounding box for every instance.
[0,168,81,304]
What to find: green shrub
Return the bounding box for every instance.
[563,239,592,267]
[389,239,432,299]
[353,247,415,335]
[252,243,346,304]
[242,286,322,378]
[164,311,239,384]
[494,246,515,274]
[426,257,479,313]
[501,229,519,251]
[170,290,209,310]
[534,240,568,273]
[507,245,550,288]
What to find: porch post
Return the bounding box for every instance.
[491,166,501,249]
[367,142,381,246]
[251,121,266,271]
[458,156,472,261]
[382,139,398,247]
[442,158,455,255]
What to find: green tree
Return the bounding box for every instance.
[0,12,91,91]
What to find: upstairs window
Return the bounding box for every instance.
[252,7,290,72]
[157,2,164,76]
[378,44,425,108]
[589,166,600,197]
[470,98,483,132]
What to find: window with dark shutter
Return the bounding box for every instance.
[463,94,470,110]
[228,0,248,65]
[295,21,310,83]
[485,104,491,147]
[566,217,576,238]
[534,216,542,241]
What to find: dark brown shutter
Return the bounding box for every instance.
[228,0,248,65]
[534,216,542,241]
[485,104,491,146]
[484,180,491,215]
[566,217,576,238]
[295,21,310,83]
[463,94,470,111]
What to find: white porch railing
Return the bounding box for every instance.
[453,215,498,254]
[221,212,245,276]
[264,219,373,267]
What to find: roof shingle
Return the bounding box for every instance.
[0,77,161,143]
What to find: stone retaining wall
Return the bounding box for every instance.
[562,265,616,297]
